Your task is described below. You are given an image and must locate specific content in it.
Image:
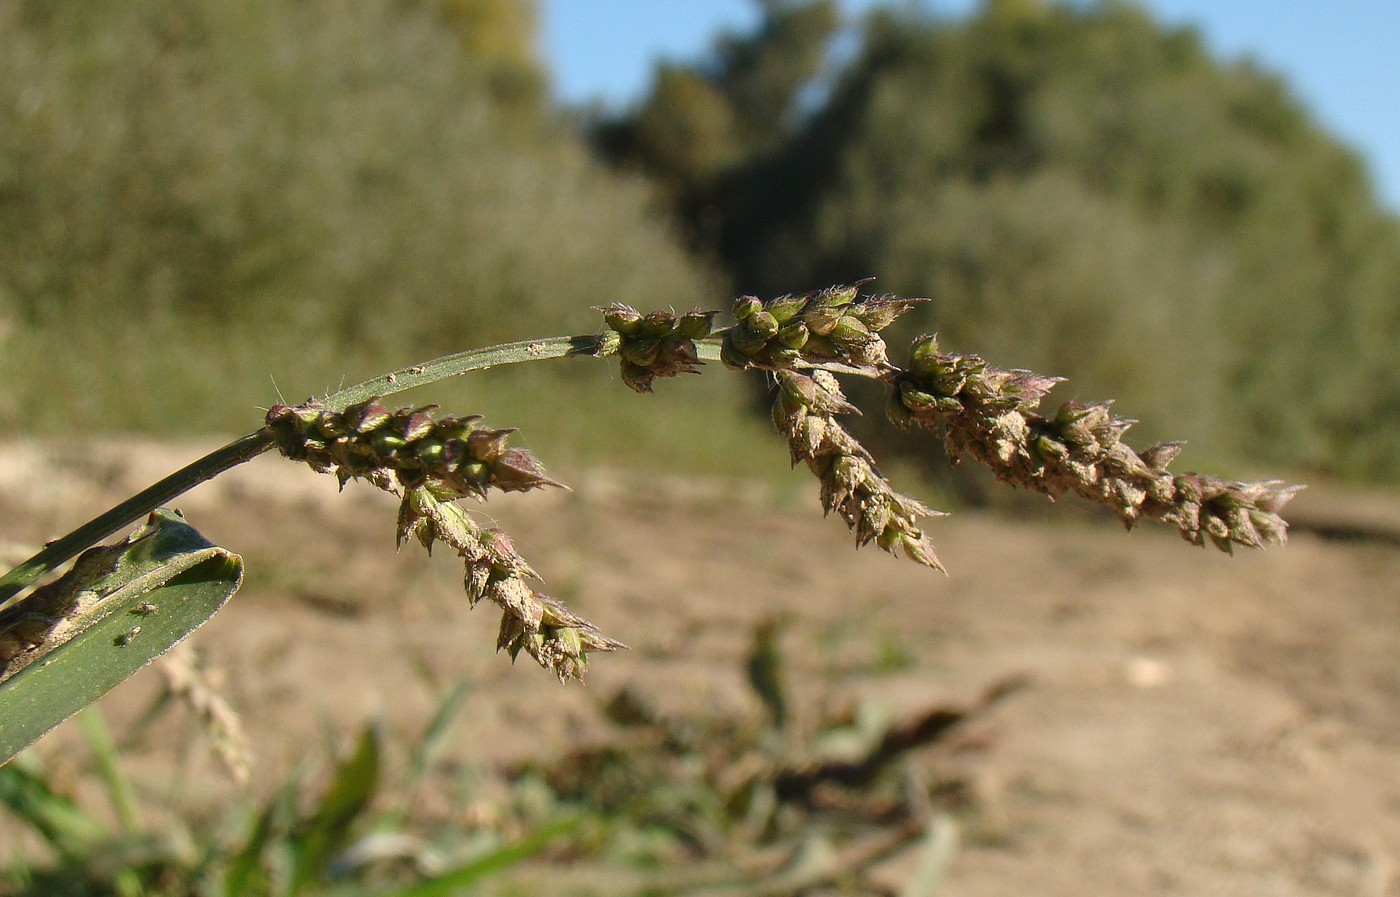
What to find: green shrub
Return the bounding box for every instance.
[0,0,729,457]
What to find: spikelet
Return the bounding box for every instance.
[598,305,718,392]
[721,282,925,373]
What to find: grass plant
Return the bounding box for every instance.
[0,284,1302,891]
[1,284,1299,732]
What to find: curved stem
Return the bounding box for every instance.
[320,334,615,411]
[0,430,275,606]
[0,326,889,610]
[0,334,621,607]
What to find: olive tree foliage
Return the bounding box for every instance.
[597,0,1400,481]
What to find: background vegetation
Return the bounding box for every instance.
[2,0,1399,470]
[0,0,768,473]
[598,0,1400,482]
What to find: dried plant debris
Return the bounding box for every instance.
[504,666,1025,891]
[267,398,621,681]
[0,513,178,679]
[0,539,131,676]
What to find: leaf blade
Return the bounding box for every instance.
[0,513,243,764]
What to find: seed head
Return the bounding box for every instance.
[394,485,623,681]
[597,304,718,392]
[268,399,618,681]
[774,370,946,572]
[722,283,926,374]
[266,399,564,499]
[889,335,1301,551]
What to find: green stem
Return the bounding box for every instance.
[78,707,142,835]
[320,333,614,411]
[0,430,275,606]
[0,334,617,607]
[695,340,724,363]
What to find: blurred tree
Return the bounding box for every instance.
[438,0,547,122]
[594,0,1400,482]
[594,0,839,242]
[0,0,719,434]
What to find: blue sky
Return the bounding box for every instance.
[541,0,1400,213]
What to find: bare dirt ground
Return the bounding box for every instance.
[2,439,1398,896]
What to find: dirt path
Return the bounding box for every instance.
[2,440,1397,895]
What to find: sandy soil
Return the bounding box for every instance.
[2,439,1397,896]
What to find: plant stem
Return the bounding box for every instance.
[0,334,620,606]
[320,333,615,411]
[0,430,275,606]
[78,707,142,835]
[695,340,724,364]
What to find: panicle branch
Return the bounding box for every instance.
[396,485,624,681]
[772,370,947,571]
[887,334,1301,551]
[600,283,1300,566]
[265,398,565,496]
[710,285,944,568]
[265,398,622,681]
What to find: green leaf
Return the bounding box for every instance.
[405,681,472,790]
[0,510,243,764]
[78,707,142,835]
[288,723,383,894]
[376,815,584,897]
[0,752,108,856]
[220,777,300,897]
[376,680,474,834]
